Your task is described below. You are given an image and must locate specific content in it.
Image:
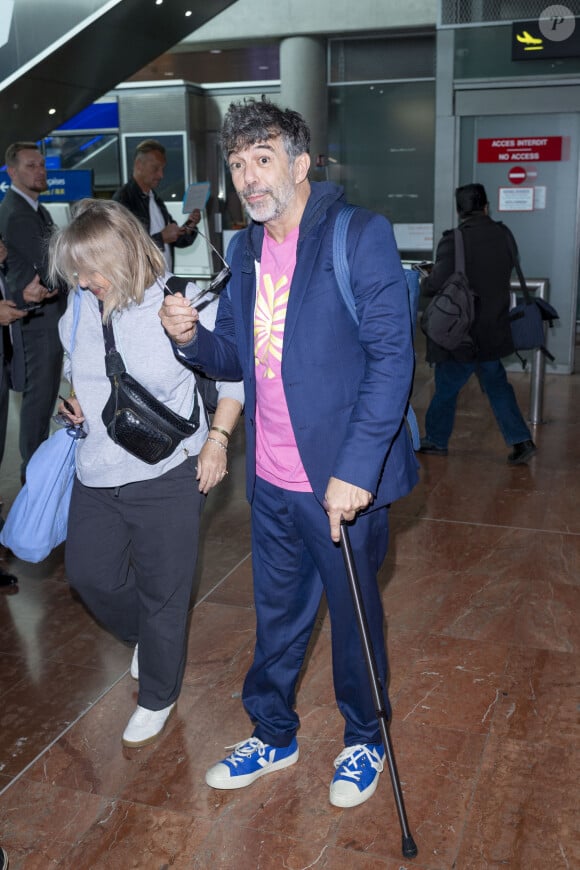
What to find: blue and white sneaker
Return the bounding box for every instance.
[205,736,299,789]
[329,743,385,808]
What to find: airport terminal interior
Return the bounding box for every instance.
[1,330,579,869]
[1,0,580,867]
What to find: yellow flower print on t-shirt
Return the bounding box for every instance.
[254,273,290,378]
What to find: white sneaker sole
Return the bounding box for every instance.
[122,703,176,748]
[329,773,380,808]
[205,746,299,789]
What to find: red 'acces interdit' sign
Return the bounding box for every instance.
[477,136,564,163]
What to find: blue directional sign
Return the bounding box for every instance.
[0,169,93,203]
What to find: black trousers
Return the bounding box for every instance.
[65,457,204,710]
[20,325,63,475]
[0,367,9,468]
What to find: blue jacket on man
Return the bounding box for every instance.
[178,181,418,508]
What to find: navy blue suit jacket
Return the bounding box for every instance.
[177,182,419,508]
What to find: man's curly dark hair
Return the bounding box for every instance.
[221,98,310,164]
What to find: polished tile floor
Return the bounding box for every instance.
[1,345,579,869]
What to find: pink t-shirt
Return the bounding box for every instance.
[254,227,311,491]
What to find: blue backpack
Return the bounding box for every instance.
[332,205,420,450]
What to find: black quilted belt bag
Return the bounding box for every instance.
[100,311,199,465]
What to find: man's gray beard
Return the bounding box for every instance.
[242,197,278,224]
[241,185,294,224]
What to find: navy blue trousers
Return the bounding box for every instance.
[243,476,390,748]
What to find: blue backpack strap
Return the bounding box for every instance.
[332,205,420,451]
[333,204,359,323]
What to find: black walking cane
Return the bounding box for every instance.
[339,521,418,860]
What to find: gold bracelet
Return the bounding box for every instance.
[210,425,230,440]
[206,436,227,452]
[69,387,76,399]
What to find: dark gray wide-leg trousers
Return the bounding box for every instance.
[65,457,204,710]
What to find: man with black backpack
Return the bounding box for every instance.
[419,183,536,465]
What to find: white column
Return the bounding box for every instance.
[280,36,327,180]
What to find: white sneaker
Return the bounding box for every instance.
[130,644,139,680]
[122,703,176,748]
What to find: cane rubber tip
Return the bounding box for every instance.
[402,835,418,858]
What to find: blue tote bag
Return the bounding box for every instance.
[0,428,78,561]
[0,291,82,562]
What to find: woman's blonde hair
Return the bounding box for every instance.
[49,198,167,321]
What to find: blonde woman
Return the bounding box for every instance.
[50,199,243,747]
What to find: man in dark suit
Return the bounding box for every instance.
[419,183,536,465]
[0,143,66,482]
[160,99,418,809]
[0,236,35,584]
[113,139,201,271]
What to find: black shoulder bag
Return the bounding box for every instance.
[100,306,200,465]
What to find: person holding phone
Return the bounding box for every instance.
[0,143,66,484]
[0,236,45,583]
[50,199,243,747]
[113,139,201,271]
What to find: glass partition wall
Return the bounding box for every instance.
[328,33,436,260]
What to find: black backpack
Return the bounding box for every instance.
[420,229,477,353]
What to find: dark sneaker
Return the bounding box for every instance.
[507,440,537,465]
[329,743,385,808]
[205,736,299,789]
[0,568,18,587]
[419,438,448,456]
